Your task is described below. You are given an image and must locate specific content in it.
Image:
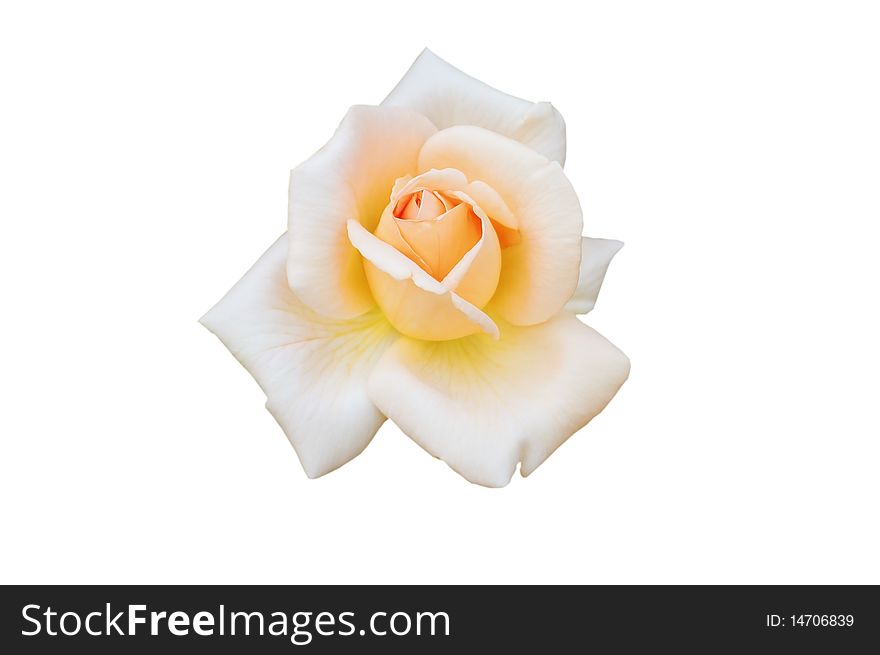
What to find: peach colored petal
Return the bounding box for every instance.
[454,180,520,248]
[381,168,503,308]
[394,202,481,281]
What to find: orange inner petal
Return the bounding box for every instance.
[393,191,482,280]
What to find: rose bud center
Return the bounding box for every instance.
[392,189,482,281]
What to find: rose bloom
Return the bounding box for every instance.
[202,50,629,487]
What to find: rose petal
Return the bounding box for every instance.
[201,234,398,478]
[460,179,519,247]
[419,126,583,326]
[565,237,624,314]
[383,49,567,164]
[368,314,630,487]
[394,202,481,280]
[348,219,499,340]
[439,200,502,307]
[379,168,503,308]
[288,105,436,319]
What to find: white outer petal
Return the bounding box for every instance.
[287,105,436,319]
[565,237,624,314]
[201,234,398,478]
[383,49,566,164]
[367,314,630,487]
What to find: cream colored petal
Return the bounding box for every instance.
[368,314,630,487]
[201,234,398,478]
[394,167,469,198]
[348,219,499,340]
[462,180,517,231]
[565,237,624,314]
[419,126,583,326]
[383,49,566,163]
[445,181,521,248]
[288,105,436,319]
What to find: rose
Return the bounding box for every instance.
[201,50,629,487]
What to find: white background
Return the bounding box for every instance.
[2,1,878,584]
